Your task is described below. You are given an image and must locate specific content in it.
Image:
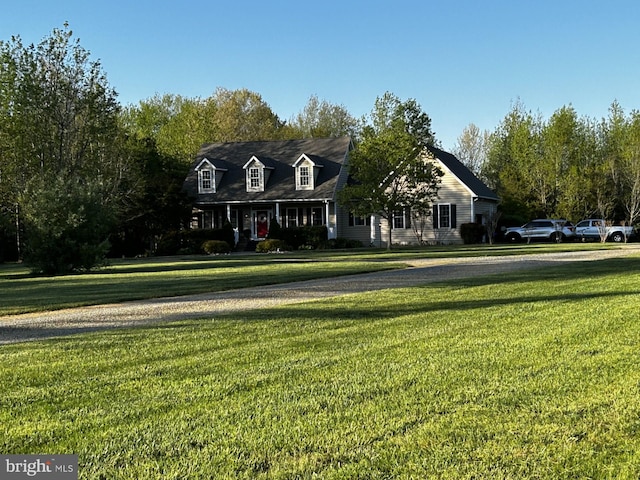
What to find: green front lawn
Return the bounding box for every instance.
[2,254,640,478]
[0,255,402,316]
[0,243,624,316]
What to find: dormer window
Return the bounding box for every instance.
[248,167,262,190]
[243,156,272,192]
[298,165,310,187]
[293,153,322,191]
[199,169,213,192]
[195,158,226,194]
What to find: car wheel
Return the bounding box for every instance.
[506,233,521,243]
[610,232,625,243]
[549,232,564,243]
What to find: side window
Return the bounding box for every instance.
[433,204,456,229]
[349,213,370,226]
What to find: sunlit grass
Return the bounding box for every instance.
[0,243,628,316]
[2,255,640,478]
[0,256,402,315]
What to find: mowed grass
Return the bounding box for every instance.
[2,254,640,478]
[0,255,404,316]
[0,242,621,316]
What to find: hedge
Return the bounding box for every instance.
[157,225,235,255]
[460,223,485,244]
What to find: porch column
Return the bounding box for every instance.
[226,204,231,222]
[275,202,280,224]
[325,201,335,239]
[470,197,475,224]
[370,214,376,246]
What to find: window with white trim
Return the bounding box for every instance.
[311,207,323,226]
[433,203,457,229]
[299,165,310,187]
[195,158,222,194]
[349,213,370,226]
[294,154,320,190]
[286,208,299,228]
[198,168,214,193]
[392,208,411,229]
[243,156,270,192]
[439,205,450,228]
[248,167,262,191]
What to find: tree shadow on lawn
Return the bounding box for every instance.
[122,255,640,326]
[185,255,640,322]
[3,256,639,345]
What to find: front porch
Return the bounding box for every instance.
[191,201,337,241]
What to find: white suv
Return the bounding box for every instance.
[504,219,576,243]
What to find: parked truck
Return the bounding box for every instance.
[574,219,635,243]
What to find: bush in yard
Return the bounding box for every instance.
[279,225,328,249]
[320,237,364,249]
[256,239,290,253]
[460,223,485,244]
[202,240,231,254]
[22,177,113,274]
[156,226,236,255]
[267,218,282,240]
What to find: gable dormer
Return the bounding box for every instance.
[195,158,227,194]
[293,153,323,190]
[242,155,273,192]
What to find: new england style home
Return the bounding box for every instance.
[182,137,499,247]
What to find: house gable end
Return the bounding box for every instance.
[426,146,499,201]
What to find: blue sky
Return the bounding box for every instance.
[2,0,639,149]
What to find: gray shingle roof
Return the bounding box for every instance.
[183,138,498,206]
[183,137,352,204]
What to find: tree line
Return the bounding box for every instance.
[2,25,638,272]
[454,100,640,227]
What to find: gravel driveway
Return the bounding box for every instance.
[2,247,639,345]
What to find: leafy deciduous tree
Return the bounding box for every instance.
[453,123,489,179]
[338,93,442,250]
[0,24,125,273]
[288,94,359,139]
[211,87,284,142]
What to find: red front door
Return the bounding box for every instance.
[254,210,271,239]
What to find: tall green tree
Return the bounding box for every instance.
[484,101,543,220]
[211,87,284,142]
[453,123,489,179]
[620,109,640,226]
[0,24,125,273]
[597,101,628,219]
[108,133,191,257]
[288,94,359,139]
[338,93,442,250]
[156,96,218,164]
[538,105,582,218]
